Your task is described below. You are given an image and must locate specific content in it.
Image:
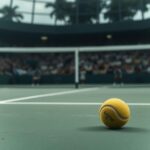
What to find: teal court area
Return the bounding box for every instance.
[0,85,150,150]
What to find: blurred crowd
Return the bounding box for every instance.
[80,51,150,75]
[0,51,150,76]
[0,53,74,76]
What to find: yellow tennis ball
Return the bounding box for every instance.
[99,98,130,129]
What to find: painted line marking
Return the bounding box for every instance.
[0,88,98,103]
[0,102,150,106]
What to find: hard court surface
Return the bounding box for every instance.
[0,85,149,150]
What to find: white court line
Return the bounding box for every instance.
[0,88,98,103]
[0,102,150,106]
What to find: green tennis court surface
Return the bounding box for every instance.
[0,85,150,150]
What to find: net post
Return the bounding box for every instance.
[75,49,79,89]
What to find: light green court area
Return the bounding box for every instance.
[0,85,150,150]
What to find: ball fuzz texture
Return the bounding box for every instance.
[99,98,130,129]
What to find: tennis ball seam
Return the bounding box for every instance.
[100,105,129,121]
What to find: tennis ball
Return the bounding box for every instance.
[99,98,130,129]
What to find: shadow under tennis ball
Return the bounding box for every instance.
[78,126,149,133]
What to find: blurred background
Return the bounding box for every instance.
[0,0,150,85]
